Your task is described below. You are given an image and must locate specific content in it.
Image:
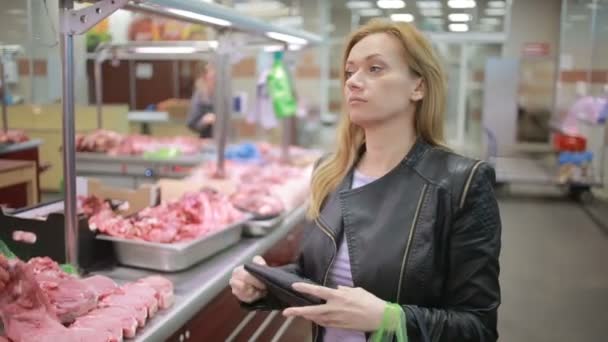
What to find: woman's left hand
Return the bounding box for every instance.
[283,283,387,332]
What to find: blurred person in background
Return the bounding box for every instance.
[230,19,501,342]
[187,62,216,139]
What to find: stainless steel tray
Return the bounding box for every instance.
[96,219,248,272]
[243,214,285,237]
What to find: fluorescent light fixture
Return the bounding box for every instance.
[377,0,406,9]
[359,8,383,16]
[168,9,232,27]
[421,8,443,16]
[448,23,469,32]
[264,45,284,52]
[485,8,506,16]
[134,47,197,54]
[346,1,373,9]
[480,17,500,25]
[417,1,441,9]
[488,0,506,8]
[207,41,219,49]
[266,31,308,45]
[447,0,476,9]
[288,44,304,51]
[448,13,471,22]
[391,13,415,22]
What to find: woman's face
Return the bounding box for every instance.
[344,33,422,127]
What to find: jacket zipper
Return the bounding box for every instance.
[459,160,483,209]
[312,217,338,342]
[396,183,428,302]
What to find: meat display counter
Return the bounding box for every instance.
[75,151,214,189]
[95,204,309,342]
[2,199,310,341]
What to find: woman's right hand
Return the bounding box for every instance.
[230,256,268,303]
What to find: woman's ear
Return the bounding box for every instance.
[411,78,425,101]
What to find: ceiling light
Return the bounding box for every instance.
[448,13,471,22]
[288,44,304,51]
[448,23,469,32]
[167,9,232,27]
[266,31,308,45]
[485,8,506,16]
[447,0,476,9]
[421,8,443,16]
[134,47,197,54]
[480,17,500,25]
[391,13,415,22]
[359,8,383,16]
[417,1,441,9]
[346,1,373,9]
[264,45,284,52]
[377,0,406,9]
[488,1,506,8]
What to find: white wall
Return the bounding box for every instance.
[503,0,562,59]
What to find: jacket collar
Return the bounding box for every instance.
[318,136,431,237]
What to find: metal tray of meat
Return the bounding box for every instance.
[96,219,249,272]
[243,214,286,237]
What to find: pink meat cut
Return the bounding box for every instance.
[81,275,121,299]
[137,275,175,310]
[0,261,115,342]
[99,293,149,328]
[33,274,98,324]
[72,306,139,339]
[121,282,159,318]
[83,188,245,243]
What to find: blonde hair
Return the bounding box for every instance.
[308,19,446,219]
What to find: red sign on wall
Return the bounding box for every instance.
[522,42,550,57]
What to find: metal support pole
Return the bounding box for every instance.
[94,60,103,128]
[214,31,231,177]
[129,60,137,110]
[60,0,79,268]
[280,116,291,163]
[0,60,7,132]
[27,0,34,104]
[172,60,180,99]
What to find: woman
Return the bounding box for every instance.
[230,20,501,341]
[186,62,217,139]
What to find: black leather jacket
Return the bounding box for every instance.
[250,138,502,342]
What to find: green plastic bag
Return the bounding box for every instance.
[267,54,297,119]
[369,303,408,342]
[0,239,17,259]
[1,239,78,275]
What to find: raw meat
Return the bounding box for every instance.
[0,260,114,342]
[84,188,245,243]
[121,283,159,318]
[81,275,121,299]
[12,230,37,244]
[72,306,138,339]
[75,130,205,156]
[34,274,98,324]
[70,311,124,341]
[26,258,98,324]
[1,256,174,341]
[0,130,29,144]
[230,184,284,218]
[137,275,174,310]
[99,293,149,328]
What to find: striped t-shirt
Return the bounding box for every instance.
[323,170,376,342]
